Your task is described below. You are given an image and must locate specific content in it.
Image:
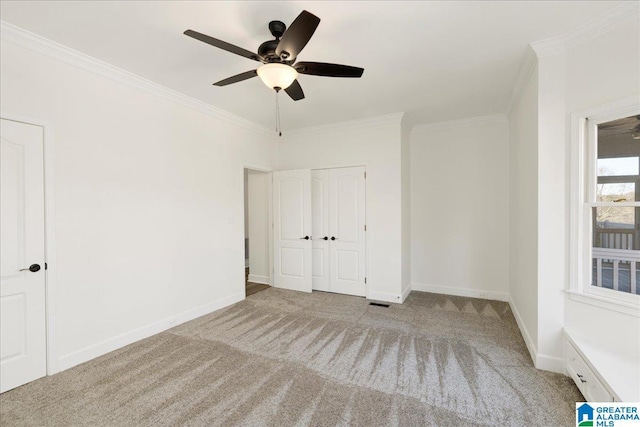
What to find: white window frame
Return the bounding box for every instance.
[569,97,640,317]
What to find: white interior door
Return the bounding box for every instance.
[311,170,329,291]
[1,118,47,393]
[273,169,312,293]
[329,167,366,296]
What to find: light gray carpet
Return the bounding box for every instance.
[0,289,581,426]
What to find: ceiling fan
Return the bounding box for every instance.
[183,10,364,101]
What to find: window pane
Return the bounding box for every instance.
[596,182,635,202]
[590,115,640,296]
[591,206,639,295]
[591,258,639,295]
[597,115,640,177]
[597,157,639,176]
[592,206,635,250]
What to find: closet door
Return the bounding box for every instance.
[328,167,366,296]
[273,169,312,293]
[311,170,329,291]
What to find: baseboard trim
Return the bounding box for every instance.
[367,290,403,304]
[248,274,270,285]
[57,291,244,372]
[411,282,509,302]
[535,353,566,375]
[508,296,538,367]
[401,285,412,303]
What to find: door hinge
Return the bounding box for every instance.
[364,277,367,284]
[45,263,48,270]
[364,224,367,231]
[364,172,366,179]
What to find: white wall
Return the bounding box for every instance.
[536,53,567,370]
[278,115,404,303]
[508,16,640,373]
[411,117,510,301]
[508,64,539,360]
[247,170,270,284]
[0,40,277,372]
[562,18,640,354]
[400,116,411,301]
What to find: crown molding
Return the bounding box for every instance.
[506,2,637,116]
[284,112,405,138]
[505,45,538,117]
[0,21,274,138]
[531,2,640,58]
[411,113,507,135]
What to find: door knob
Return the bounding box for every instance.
[331,236,337,241]
[322,236,328,240]
[20,264,41,273]
[300,236,310,240]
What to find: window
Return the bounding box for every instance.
[579,110,640,303]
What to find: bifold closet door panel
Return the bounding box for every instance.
[311,170,330,291]
[272,169,312,293]
[329,167,366,296]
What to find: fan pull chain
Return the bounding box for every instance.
[275,90,282,137]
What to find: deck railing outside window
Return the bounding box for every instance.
[592,247,639,294]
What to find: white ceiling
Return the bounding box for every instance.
[0,1,624,130]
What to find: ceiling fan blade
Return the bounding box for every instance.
[213,70,258,87]
[284,80,305,101]
[184,29,262,62]
[275,10,320,60]
[295,62,364,78]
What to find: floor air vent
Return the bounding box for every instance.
[369,302,390,308]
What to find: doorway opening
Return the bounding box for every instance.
[244,168,271,297]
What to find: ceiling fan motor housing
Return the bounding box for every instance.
[268,20,286,39]
[260,21,293,63]
[258,39,280,61]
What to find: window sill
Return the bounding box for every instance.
[566,290,640,317]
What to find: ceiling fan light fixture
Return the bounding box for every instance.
[257,63,298,90]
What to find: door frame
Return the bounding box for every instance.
[290,162,369,298]
[242,162,274,289]
[1,111,58,376]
